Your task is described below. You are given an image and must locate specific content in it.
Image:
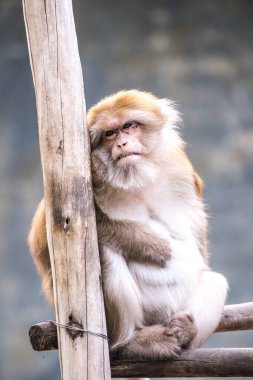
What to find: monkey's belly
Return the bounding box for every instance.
[103,239,206,341]
[128,265,194,325]
[128,238,206,325]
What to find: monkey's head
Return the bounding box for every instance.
[88,90,182,190]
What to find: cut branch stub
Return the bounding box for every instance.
[29,322,58,351]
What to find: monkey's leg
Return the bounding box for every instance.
[28,199,54,306]
[186,270,228,348]
[117,324,181,360]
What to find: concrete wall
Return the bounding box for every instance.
[0,1,252,379]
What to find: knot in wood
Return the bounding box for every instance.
[67,314,84,340]
[56,140,63,154]
[64,216,70,230]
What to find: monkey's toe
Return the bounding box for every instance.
[162,326,182,357]
[167,312,197,348]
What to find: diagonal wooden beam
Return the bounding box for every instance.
[23,1,110,379]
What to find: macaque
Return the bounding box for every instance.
[29,90,228,361]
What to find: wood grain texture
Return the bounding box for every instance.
[23,1,110,379]
[216,302,253,332]
[111,348,253,377]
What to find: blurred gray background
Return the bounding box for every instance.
[0,0,252,379]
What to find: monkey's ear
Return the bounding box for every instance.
[89,126,102,151]
[193,172,204,198]
[158,98,182,129]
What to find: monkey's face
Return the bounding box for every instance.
[103,121,143,165]
[88,90,181,190]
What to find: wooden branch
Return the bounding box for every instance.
[111,348,253,377]
[28,321,253,377]
[215,302,253,332]
[28,304,253,377]
[23,1,110,379]
[28,302,253,352]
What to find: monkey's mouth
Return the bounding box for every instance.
[117,152,141,161]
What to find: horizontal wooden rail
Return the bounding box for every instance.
[29,302,253,377]
[215,302,253,332]
[111,348,253,377]
[29,302,253,352]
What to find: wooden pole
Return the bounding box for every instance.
[23,1,111,379]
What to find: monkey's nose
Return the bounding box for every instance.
[117,141,127,148]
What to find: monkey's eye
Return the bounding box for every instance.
[103,130,116,140]
[122,122,133,130]
[105,130,115,136]
[122,122,138,134]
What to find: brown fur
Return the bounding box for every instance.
[166,313,197,348]
[28,90,208,362]
[117,324,182,360]
[193,172,204,198]
[96,206,171,267]
[87,90,166,127]
[118,313,197,360]
[28,199,172,305]
[28,199,54,305]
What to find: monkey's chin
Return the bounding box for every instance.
[116,154,141,166]
[109,157,158,190]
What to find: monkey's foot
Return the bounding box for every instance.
[167,312,197,348]
[118,324,181,360]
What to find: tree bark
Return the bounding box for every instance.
[23,1,111,379]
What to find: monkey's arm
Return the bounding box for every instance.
[96,206,171,267]
[28,199,171,306]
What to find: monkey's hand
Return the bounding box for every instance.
[141,237,172,268]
